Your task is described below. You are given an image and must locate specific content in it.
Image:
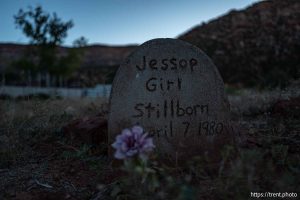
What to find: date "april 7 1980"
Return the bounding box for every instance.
[147,120,225,138]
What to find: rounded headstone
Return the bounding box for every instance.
[108,38,233,162]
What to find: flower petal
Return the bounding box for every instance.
[139,133,148,143]
[112,126,155,160]
[141,138,155,152]
[132,125,143,135]
[114,150,126,159]
[115,135,123,143]
[121,128,132,137]
[126,149,138,156]
[111,141,120,149]
[121,142,128,152]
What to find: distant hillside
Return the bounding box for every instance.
[179,0,300,87]
[0,43,137,86]
[0,43,137,69]
[1,0,299,87]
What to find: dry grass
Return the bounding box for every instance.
[0,87,299,199]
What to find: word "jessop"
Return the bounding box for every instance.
[136,56,198,72]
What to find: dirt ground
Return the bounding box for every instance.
[0,85,299,200]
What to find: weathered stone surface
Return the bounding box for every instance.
[108,38,233,161]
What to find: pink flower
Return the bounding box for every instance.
[112,125,155,159]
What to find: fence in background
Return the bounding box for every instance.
[0,84,112,98]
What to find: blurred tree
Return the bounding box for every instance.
[13,5,81,87]
[14,6,73,45]
[73,36,88,47]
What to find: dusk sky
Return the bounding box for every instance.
[1,0,258,46]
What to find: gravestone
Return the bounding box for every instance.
[108,38,234,162]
